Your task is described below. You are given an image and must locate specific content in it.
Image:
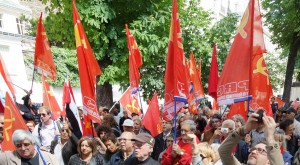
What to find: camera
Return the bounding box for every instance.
[221,127,229,134]
[256,109,264,123]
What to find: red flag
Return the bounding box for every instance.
[0,100,4,113]
[163,0,189,121]
[82,114,97,137]
[228,102,248,121]
[73,1,102,124]
[208,44,218,101]
[217,0,272,115]
[42,74,63,119]
[0,56,15,97]
[189,52,205,100]
[2,92,28,151]
[142,92,162,137]
[63,76,83,135]
[33,13,56,80]
[125,24,143,90]
[119,87,141,117]
[275,97,285,108]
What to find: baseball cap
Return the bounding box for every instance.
[132,133,155,146]
[122,119,134,127]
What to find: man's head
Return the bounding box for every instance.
[279,118,294,136]
[232,114,245,129]
[133,116,142,134]
[12,129,37,159]
[26,120,35,133]
[38,106,52,123]
[132,133,155,161]
[247,143,269,165]
[165,135,174,147]
[162,119,172,133]
[270,96,275,103]
[211,114,222,130]
[180,120,196,140]
[123,110,128,118]
[118,132,134,153]
[286,107,297,119]
[123,119,134,132]
[221,119,235,138]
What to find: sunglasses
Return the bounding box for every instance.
[38,113,47,117]
[15,142,31,148]
[61,129,68,133]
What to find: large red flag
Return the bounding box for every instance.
[73,1,102,124]
[42,74,63,120]
[275,97,285,108]
[228,102,248,121]
[33,13,56,80]
[208,44,218,101]
[163,0,189,121]
[125,24,143,90]
[217,0,272,115]
[0,56,15,97]
[2,92,28,151]
[119,87,141,117]
[142,92,162,137]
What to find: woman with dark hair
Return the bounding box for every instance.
[102,115,121,137]
[102,133,119,162]
[95,125,112,155]
[68,137,105,165]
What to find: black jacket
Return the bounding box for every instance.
[124,156,159,165]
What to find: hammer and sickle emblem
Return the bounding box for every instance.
[74,23,87,48]
[4,106,16,141]
[126,100,140,112]
[237,6,249,39]
[253,57,269,84]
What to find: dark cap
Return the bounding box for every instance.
[211,114,222,121]
[132,133,155,146]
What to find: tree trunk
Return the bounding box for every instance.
[282,34,300,102]
[96,81,113,109]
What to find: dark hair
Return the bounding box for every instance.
[77,137,96,156]
[279,118,294,131]
[102,114,118,128]
[96,125,112,137]
[102,132,117,144]
[103,108,109,113]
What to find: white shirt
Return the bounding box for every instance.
[33,121,58,148]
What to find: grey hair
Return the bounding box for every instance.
[232,114,245,125]
[132,116,141,123]
[12,129,36,145]
[181,120,197,132]
[222,119,236,130]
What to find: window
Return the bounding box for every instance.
[16,18,25,34]
[0,14,3,29]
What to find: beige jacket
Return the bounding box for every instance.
[218,127,284,165]
[0,150,58,165]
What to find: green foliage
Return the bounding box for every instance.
[29,0,239,101]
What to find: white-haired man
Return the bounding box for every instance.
[0,129,58,164]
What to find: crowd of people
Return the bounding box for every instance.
[0,93,299,165]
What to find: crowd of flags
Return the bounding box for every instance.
[0,0,285,151]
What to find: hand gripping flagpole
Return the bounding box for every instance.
[137,88,144,114]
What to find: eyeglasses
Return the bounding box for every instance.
[61,129,68,133]
[15,142,32,148]
[38,113,47,117]
[249,147,267,155]
[133,141,146,148]
[200,154,207,159]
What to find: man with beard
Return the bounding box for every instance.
[124,133,159,165]
[162,120,200,165]
[108,132,135,165]
[219,112,284,165]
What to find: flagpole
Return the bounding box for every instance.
[248,0,255,114]
[31,68,36,91]
[137,89,143,114]
[108,101,119,113]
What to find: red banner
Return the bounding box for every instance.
[33,13,56,80]
[125,24,143,90]
[73,0,102,124]
[119,87,141,116]
[0,56,15,97]
[163,0,189,121]
[2,92,28,151]
[142,92,162,137]
[42,74,63,119]
[217,0,272,115]
[208,44,219,101]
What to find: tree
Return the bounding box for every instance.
[32,0,238,108]
[262,0,300,102]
